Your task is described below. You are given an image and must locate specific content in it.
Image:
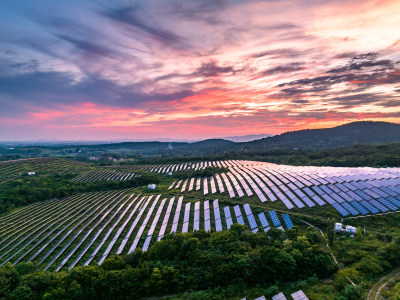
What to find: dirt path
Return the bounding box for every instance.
[367,266,400,300]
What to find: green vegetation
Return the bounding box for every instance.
[2,215,400,299]
[2,121,400,162]
[234,143,400,167]
[171,166,229,180]
[0,225,338,299]
[0,172,159,215]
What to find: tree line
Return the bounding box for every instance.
[0,225,337,299]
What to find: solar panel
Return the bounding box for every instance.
[301,197,315,207]
[258,212,270,228]
[364,189,380,199]
[377,198,398,211]
[369,199,389,212]
[291,290,309,300]
[246,214,258,230]
[142,235,152,251]
[341,202,359,216]
[282,214,294,229]
[360,200,379,214]
[386,196,400,207]
[303,187,316,197]
[380,187,397,197]
[272,292,287,300]
[320,185,332,194]
[321,194,336,204]
[269,210,281,227]
[354,189,372,200]
[224,206,233,229]
[372,187,389,198]
[331,193,345,203]
[243,203,252,216]
[236,215,245,225]
[233,205,242,217]
[350,201,368,215]
[332,203,350,216]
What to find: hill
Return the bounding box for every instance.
[220,134,274,142]
[1,121,400,159]
[241,121,400,151]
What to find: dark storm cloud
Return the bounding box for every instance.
[55,35,125,59]
[102,6,184,46]
[329,93,384,106]
[329,59,394,73]
[0,70,194,111]
[193,61,235,77]
[328,52,395,73]
[278,74,352,88]
[0,57,39,74]
[260,62,304,76]
[247,48,313,59]
[170,0,226,25]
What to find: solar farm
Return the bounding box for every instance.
[160,160,400,217]
[0,187,294,270]
[2,156,400,299]
[0,157,90,185]
[71,169,136,182]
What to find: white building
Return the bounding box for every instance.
[147,184,156,190]
[335,223,342,232]
[345,225,357,234]
[27,171,36,176]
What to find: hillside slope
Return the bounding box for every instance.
[241,121,400,151]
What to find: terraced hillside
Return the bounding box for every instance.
[0,157,90,185]
[152,160,400,217]
[72,169,136,183]
[0,189,292,271]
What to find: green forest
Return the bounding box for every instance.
[2,221,400,299]
[0,173,159,215]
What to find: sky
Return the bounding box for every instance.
[0,0,399,141]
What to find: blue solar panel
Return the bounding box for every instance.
[332,203,350,216]
[321,194,336,204]
[369,199,389,212]
[377,198,398,211]
[258,212,270,228]
[269,210,281,227]
[364,189,380,199]
[312,186,325,196]
[236,215,245,225]
[282,214,294,229]
[360,200,379,214]
[354,190,372,200]
[327,184,341,193]
[380,187,397,197]
[331,193,345,203]
[246,214,258,229]
[386,196,400,207]
[341,202,359,216]
[350,201,368,215]
[351,181,364,189]
[336,183,349,192]
[343,182,357,191]
[320,185,332,194]
[371,188,387,197]
[389,186,400,194]
[346,190,363,201]
[303,187,316,197]
[301,197,315,207]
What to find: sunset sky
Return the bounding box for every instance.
[0,0,399,141]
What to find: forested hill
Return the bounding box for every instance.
[241,121,400,151]
[1,121,400,158]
